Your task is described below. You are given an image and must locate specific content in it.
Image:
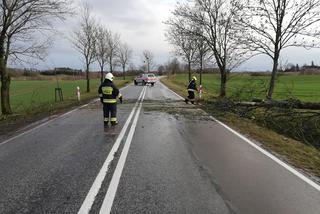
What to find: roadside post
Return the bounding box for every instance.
[199,85,203,99]
[76,86,81,102]
[197,85,203,105]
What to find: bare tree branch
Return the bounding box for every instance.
[236,0,320,99]
[106,30,120,73]
[165,17,198,82]
[118,42,132,80]
[0,0,72,115]
[166,0,252,97]
[72,2,96,92]
[142,50,154,73]
[95,24,109,82]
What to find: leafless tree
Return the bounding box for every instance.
[165,57,181,76]
[0,0,71,114]
[95,24,109,82]
[237,0,320,99]
[195,35,211,85]
[165,20,198,82]
[73,3,97,93]
[142,50,154,73]
[106,31,120,73]
[166,0,251,97]
[118,42,132,80]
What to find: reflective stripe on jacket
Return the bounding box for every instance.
[103,99,117,104]
[98,79,120,104]
[188,89,197,92]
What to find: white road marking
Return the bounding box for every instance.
[0,84,132,148]
[159,81,185,100]
[99,86,147,214]
[162,81,320,192]
[209,115,320,192]
[119,83,133,91]
[0,102,91,147]
[78,86,146,214]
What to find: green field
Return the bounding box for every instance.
[168,73,320,102]
[0,78,129,115]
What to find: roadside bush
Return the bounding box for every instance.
[257,108,320,149]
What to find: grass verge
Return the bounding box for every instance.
[161,77,320,179]
[165,73,320,102]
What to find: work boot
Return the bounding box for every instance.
[104,118,109,126]
[111,121,119,126]
[185,98,189,104]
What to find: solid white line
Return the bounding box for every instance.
[159,81,185,100]
[0,84,132,148]
[99,86,147,214]
[209,115,320,192]
[162,81,320,192]
[78,86,146,214]
[0,102,89,147]
[120,83,133,92]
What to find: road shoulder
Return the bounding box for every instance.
[160,77,320,184]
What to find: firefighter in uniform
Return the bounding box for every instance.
[185,76,198,104]
[98,73,123,126]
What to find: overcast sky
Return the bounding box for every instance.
[34,0,320,72]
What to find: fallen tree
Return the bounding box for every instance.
[236,100,320,110]
[205,98,320,149]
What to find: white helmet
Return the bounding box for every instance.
[105,73,114,81]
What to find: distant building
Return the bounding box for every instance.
[301,62,320,74]
[284,61,320,74]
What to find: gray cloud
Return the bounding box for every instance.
[92,0,157,28]
[24,0,320,71]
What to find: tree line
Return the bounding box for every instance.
[72,3,133,93]
[165,0,320,99]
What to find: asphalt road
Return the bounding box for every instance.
[0,81,319,214]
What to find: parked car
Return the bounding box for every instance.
[134,73,157,86]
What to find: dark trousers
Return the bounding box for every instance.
[103,103,117,123]
[185,91,195,104]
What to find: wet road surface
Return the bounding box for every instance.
[0,81,319,214]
